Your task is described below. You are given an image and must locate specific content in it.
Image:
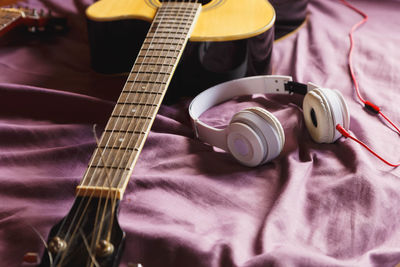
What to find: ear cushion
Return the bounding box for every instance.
[303,88,350,143]
[245,107,285,152]
[228,107,285,166]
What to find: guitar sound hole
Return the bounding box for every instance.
[159,0,212,4]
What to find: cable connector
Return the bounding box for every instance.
[364,100,380,114]
[336,124,351,138]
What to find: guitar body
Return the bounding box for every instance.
[87,0,275,103]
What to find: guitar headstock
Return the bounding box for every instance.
[0,6,67,36]
[39,196,125,267]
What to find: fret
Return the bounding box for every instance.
[126,73,170,83]
[137,54,178,59]
[157,10,199,15]
[130,70,171,76]
[131,63,174,74]
[143,40,184,46]
[122,90,163,96]
[153,11,196,18]
[122,81,163,92]
[78,2,202,198]
[89,165,130,170]
[118,91,163,104]
[149,28,189,35]
[135,55,178,65]
[116,101,158,107]
[89,146,137,171]
[154,14,195,20]
[99,130,148,151]
[156,6,199,12]
[142,43,183,52]
[152,20,194,26]
[125,79,166,85]
[104,129,147,134]
[80,165,131,188]
[99,145,139,152]
[149,24,191,32]
[113,102,158,116]
[147,32,188,39]
[156,3,199,8]
[111,114,153,119]
[137,49,180,60]
[105,116,155,133]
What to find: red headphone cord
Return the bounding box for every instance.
[340,0,400,135]
[336,125,400,167]
[338,0,400,167]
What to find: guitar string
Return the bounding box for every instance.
[53,0,130,259]
[54,126,126,266]
[52,0,130,259]
[87,127,117,267]
[67,4,176,267]
[52,0,159,261]
[92,0,199,252]
[90,1,199,265]
[111,0,199,190]
[63,1,191,265]
[79,228,101,267]
[52,1,200,265]
[52,125,116,267]
[107,0,199,193]
[84,4,182,265]
[94,0,199,193]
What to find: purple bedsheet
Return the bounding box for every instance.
[1,0,400,266]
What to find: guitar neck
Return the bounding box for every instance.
[0,8,21,36]
[77,2,202,199]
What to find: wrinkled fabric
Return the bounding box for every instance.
[1,0,400,267]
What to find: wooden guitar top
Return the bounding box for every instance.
[86,0,275,42]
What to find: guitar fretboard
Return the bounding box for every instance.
[77,2,202,199]
[0,9,21,34]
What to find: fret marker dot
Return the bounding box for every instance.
[141,86,146,89]
[131,109,136,113]
[119,138,124,142]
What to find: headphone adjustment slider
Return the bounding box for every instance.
[284,81,308,95]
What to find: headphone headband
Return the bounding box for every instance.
[189,75,314,150]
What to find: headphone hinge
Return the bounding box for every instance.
[284,81,308,95]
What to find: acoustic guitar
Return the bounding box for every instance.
[38,1,275,266]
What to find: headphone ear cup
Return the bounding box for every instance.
[246,107,285,150]
[227,107,285,166]
[303,88,350,143]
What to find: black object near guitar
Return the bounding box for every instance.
[38,1,275,266]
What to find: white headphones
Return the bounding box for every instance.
[189,75,350,167]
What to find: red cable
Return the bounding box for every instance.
[339,0,399,167]
[340,0,400,135]
[336,125,400,167]
[340,0,368,103]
